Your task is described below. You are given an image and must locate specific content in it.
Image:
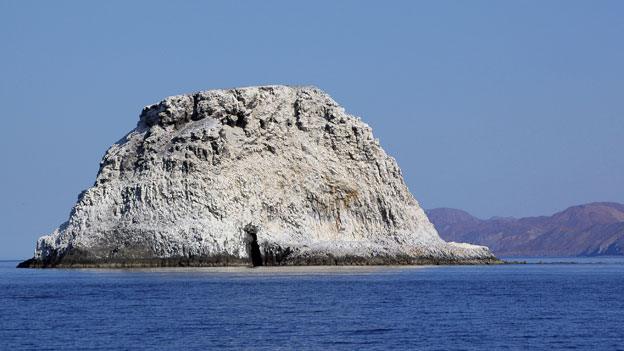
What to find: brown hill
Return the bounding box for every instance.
[426,202,624,257]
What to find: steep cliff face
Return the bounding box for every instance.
[20,86,496,267]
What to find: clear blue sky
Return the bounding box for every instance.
[1,1,623,259]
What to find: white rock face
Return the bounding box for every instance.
[22,86,496,267]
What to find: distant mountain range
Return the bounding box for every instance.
[427,202,624,257]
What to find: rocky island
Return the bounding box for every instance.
[19,86,498,268]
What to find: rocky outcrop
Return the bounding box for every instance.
[428,202,624,257]
[19,86,497,268]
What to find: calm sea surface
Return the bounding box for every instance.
[1,258,623,350]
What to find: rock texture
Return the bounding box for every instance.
[428,202,624,257]
[19,86,497,268]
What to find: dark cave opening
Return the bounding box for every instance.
[245,225,263,267]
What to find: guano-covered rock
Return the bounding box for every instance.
[19,86,497,267]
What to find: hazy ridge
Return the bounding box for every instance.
[427,202,624,257]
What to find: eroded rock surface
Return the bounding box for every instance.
[20,86,497,267]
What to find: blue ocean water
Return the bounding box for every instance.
[1,258,623,350]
